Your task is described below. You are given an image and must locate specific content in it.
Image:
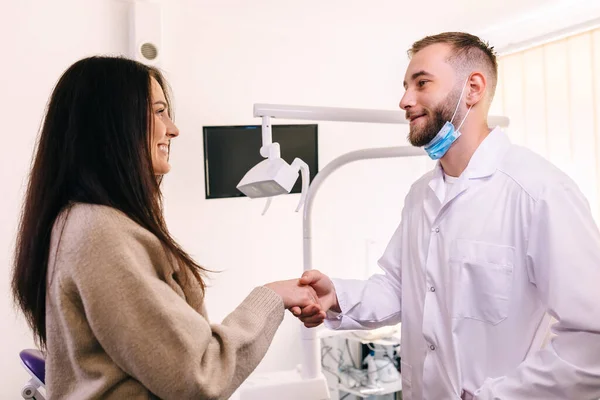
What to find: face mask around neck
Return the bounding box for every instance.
[423,78,473,160]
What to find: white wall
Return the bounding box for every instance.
[0,0,588,396]
[157,0,439,377]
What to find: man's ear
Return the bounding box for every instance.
[466,72,487,106]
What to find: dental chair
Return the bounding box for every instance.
[19,349,46,399]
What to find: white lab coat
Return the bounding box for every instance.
[326,128,600,399]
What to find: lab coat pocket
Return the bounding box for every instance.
[400,361,412,399]
[450,239,515,325]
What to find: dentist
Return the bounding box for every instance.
[293,32,600,400]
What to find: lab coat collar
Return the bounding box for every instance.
[462,126,511,179]
[432,126,511,181]
[428,127,510,206]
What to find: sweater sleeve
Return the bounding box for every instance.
[61,208,285,400]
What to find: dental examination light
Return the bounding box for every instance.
[236,116,310,215]
[237,103,510,400]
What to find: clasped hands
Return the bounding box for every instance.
[265,270,340,328]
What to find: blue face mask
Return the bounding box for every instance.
[423,78,473,160]
[423,121,461,160]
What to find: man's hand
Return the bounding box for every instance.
[264,279,321,311]
[290,269,340,328]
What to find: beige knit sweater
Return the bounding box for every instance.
[45,203,284,399]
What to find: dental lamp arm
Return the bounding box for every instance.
[292,158,309,212]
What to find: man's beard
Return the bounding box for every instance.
[407,88,462,147]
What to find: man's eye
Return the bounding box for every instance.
[418,80,429,87]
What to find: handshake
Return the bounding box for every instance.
[265,270,341,328]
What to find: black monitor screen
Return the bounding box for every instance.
[203,124,318,199]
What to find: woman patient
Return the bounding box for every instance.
[11,56,324,399]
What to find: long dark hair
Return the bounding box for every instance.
[11,56,207,349]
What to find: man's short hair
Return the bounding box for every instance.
[408,32,498,101]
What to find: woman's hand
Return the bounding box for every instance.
[264,279,322,312]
